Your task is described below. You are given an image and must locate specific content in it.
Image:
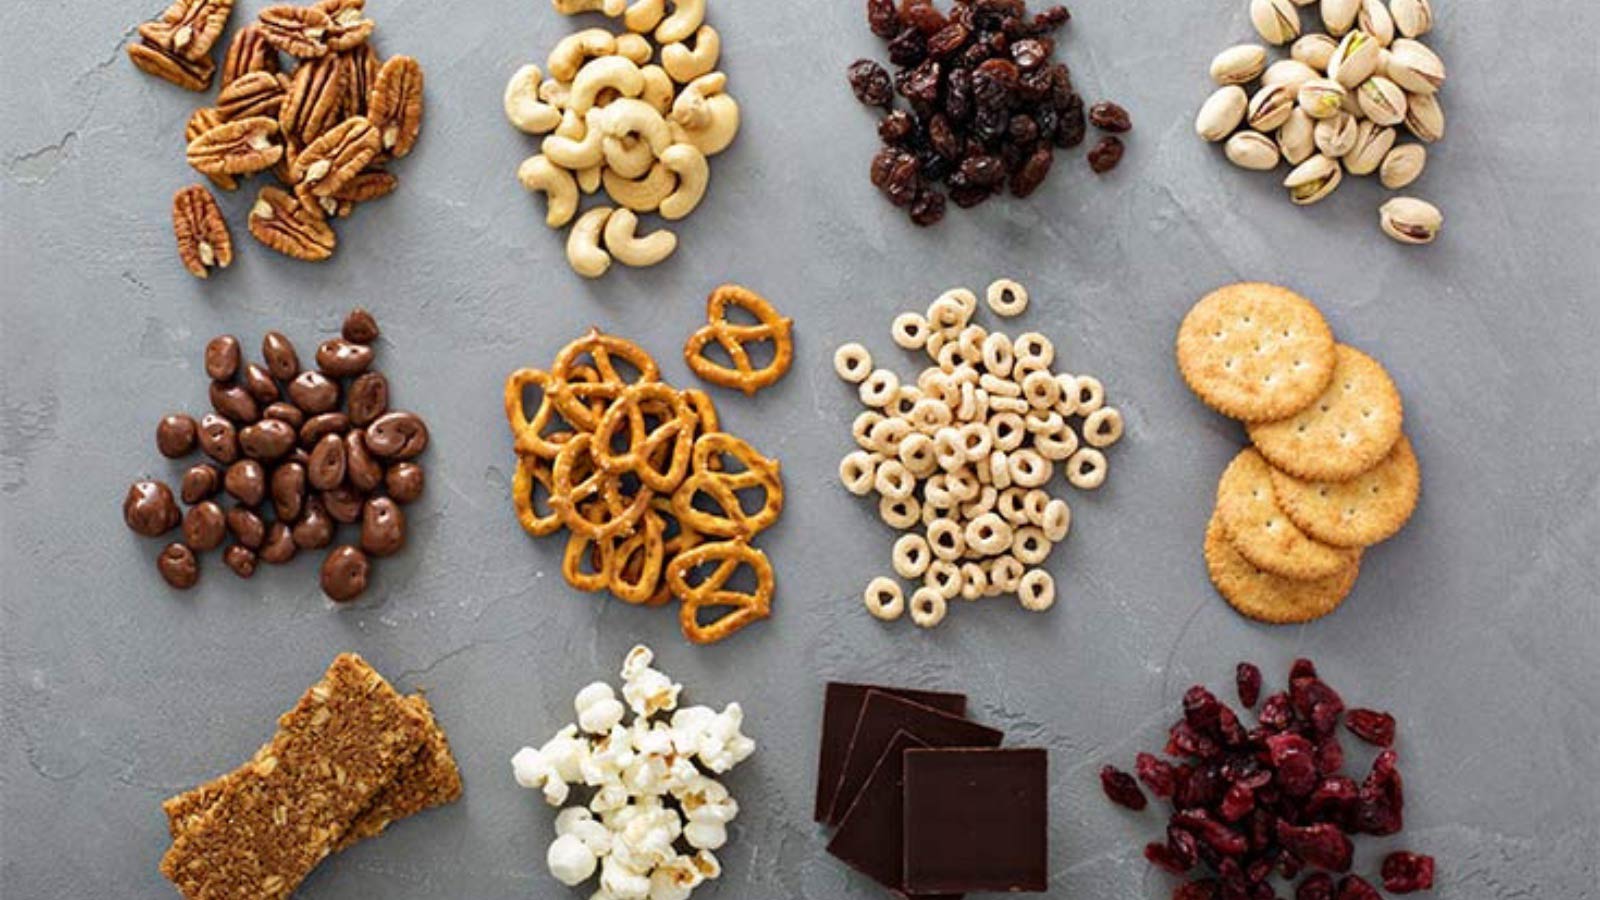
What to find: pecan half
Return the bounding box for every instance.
[280,54,348,144]
[218,71,288,121]
[172,185,234,278]
[330,169,396,204]
[185,108,238,191]
[315,0,375,52]
[338,43,380,118]
[143,0,234,62]
[249,186,337,260]
[128,39,215,92]
[258,5,333,59]
[368,56,424,159]
[221,24,280,87]
[293,116,381,198]
[187,116,284,176]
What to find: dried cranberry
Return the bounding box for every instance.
[1173,810,1249,856]
[1169,720,1223,762]
[1218,706,1249,748]
[1168,825,1201,868]
[908,187,946,225]
[1175,881,1221,900]
[847,59,894,107]
[1292,678,1345,728]
[1089,100,1133,132]
[867,0,900,37]
[887,27,928,66]
[1307,776,1359,820]
[1267,733,1319,796]
[878,110,917,144]
[1236,663,1263,708]
[1354,750,1404,836]
[1259,693,1294,731]
[1136,752,1176,797]
[1276,821,1353,873]
[1296,873,1336,900]
[1380,852,1435,893]
[1314,735,1344,775]
[1290,659,1319,681]
[1218,783,1256,822]
[1087,135,1124,173]
[1344,709,1397,747]
[1174,762,1225,810]
[1335,875,1382,900]
[1146,841,1192,875]
[1185,686,1224,733]
[1101,765,1148,810]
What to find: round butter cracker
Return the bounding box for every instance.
[1205,512,1360,625]
[1177,283,1337,423]
[1248,344,1403,482]
[1216,448,1359,580]
[1270,433,1420,548]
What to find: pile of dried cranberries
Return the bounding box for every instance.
[1100,660,1436,898]
[847,0,1130,226]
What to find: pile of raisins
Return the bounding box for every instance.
[1099,660,1436,898]
[848,0,1130,226]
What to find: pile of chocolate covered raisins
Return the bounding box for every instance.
[848,0,1131,225]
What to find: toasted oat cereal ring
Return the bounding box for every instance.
[924,560,962,599]
[959,562,988,600]
[1011,526,1051,565]
[892,312,931,350]
[1177,283,1337,422]
[838,450,879,495]
[946,467,980,502]
[666,539,774,645]
[987,449,1013,490]
[1040,498,1072,542]
[982,333,1015,377]
[592,383,698,491]
[897,432,939,478]
[959,485,997,520]
[1053,373,1080,417]
[1083,407,1124,448]
[1065,448,1107,490]
[928,291,973,329]
[996,487,1030,525]
[986,278,1029,317]
[988,554,1024,592]
[512,454,564,537]
[1032,417,1079,461]
[892,533,932,579]
[1269,433,1420,548]
[863,576,905,621]
[852,410,884,450]
[1215,448,1360,581]
[943,287,979,317]
[1247,345,1404,483]
[872,459,915,501]
[926,517,965,561]
[834,343,873,383]
[909,586,948,628]
[1071,375,1105,415]
[886,386,922,418]
[868,416,912,455]
[1021,369,1061,410]
[684,285,794,395]
[1017,568,1055,611]
[879,495,921,530]
[1013,332,1054,370]
[1204,511,1359,624]
[858,368,900,407]
[956,422,992,461]
[672,432,783,539]
[1008,449,1053,488]
[964,513,1013,556]
[908,397,952,432]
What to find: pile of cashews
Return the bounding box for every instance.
[504,0,738,278]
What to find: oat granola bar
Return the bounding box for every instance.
[159,654,430,899]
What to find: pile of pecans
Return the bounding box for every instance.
[847,0,1131,226]
[121,309,430,602]
[1194,0,1445,245]
[503,0,739,277]
[835,279,1124,628]
[129,0,424,272]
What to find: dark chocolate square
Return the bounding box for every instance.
[825,691,1002,827]
[814,683,967,823]
[903,748,1049,894]
[826,731,962,899]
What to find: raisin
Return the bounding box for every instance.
[869,146,905,188]
[880,152,923,207]
[1009,143,1052,196]
[1236,663,1263,708]
[1089,100,1133,132]
[928,113,964,159]
[944,67,974,120]
[1010,37,1052,69]
[927,22,970,57]
[900,0,946,33]
[1380,852,1435,893]
[1055,92,1086,147]
[887,27,928,66]
[847,59,895,107]
[1296,873,1336,900]
[1007,112,1040,146]
[975,57,1021,91]
[867,0,900,37]
[896,58,942,104]
[1344,709,1396,747]
[948,182,993,208]
[1030,4,1071,31]
[1101,765,1148,810]
[908,187,946,225]
[878,109,917,144]
[1087,135,1124,172]
[1136,751,1176,797]
[1335,875,1382,900]
[974,105,1008,144]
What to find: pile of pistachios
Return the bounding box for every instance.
[1194,0,1445,245]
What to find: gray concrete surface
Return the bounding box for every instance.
[3,1,1597,897]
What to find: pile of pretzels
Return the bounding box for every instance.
[504,0,738,277]
[504,330,782,645]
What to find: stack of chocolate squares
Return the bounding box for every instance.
[159,654,462,900]
[815,682,1050,896]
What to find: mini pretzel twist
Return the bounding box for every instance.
[666,538,774,644]
[591,382,698,492]
[683,284,793,395]
[670,432,784,539]
[548,432,655,540]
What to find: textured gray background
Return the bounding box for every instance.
[2,0,1597,897]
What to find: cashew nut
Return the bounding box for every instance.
[552,0,626,17]
[603,134,656,179]
[670,92,739,156]
[554,108,584,139]
[567,206,614,278]
[517,154,579,227]
[602,208,677,267]
[603,161,675,212]
[505,64,562,134]
[623,0,664,33]
[577,165,603,194]
[669,71,727,130]
[654,0,705,45]
[658,143,707,220]
[639,65,674,114]
[543,107,606,170]
[615,33,652,65]
[547,29,617,82]
[569,56,644,114]
[661,25,719,84]
[539,78,573,109]
[598,98,673,155]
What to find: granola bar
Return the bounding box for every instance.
[159,654,430,899]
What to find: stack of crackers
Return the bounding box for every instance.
[1177,283,1421,624]
[159,654,462,899]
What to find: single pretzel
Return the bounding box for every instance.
[621,497,706,607]
[505,367,579,460]
[551,329,660,424]
[608,507,666,604]
[670,432,783,539]
[548,432,654,539]
[512,454,564,536]
[562,501,619,593]
[666,539,773,644]
[683,284,793,395]
[591,382,698,491]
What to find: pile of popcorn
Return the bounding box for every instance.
[512,645,755,900]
